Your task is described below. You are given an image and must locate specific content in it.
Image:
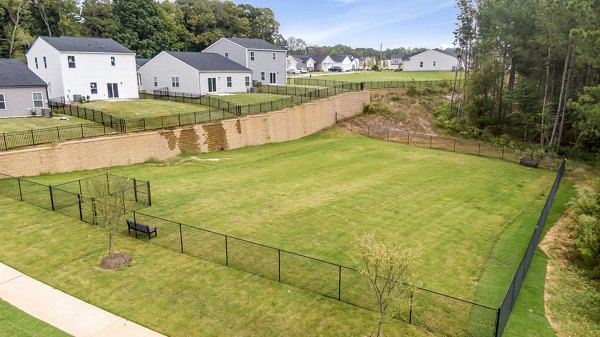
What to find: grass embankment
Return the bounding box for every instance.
[78,100,208,119]
[29,128,564,306]
[0,115,93,133]
[0,299,70,337]
[212,93,291,105]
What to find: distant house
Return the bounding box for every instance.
[402,49,458,71]
[26,36,138,102]
[389,54,406,70]
[287,55,315,72]
[359,56,376,70]
[312,55,335,72]
[0,58,49,118]
[346,56,360,70]
[138,51,252,95]
[331,56,353,71]
[136,58,150,88]
[203,37,287,85]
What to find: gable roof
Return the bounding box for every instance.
[311,55,332,63]
[331,55,350,63]
[403,49,458,60]
[224,38,286,51]
[434,48,458,58]
[39,36,133,54]
[291,55,314,63]
[391,54,406,59]
[0,58,47,87]
[136,58,150,68]
[165,51,251,72]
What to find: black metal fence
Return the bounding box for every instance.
[48,99,127,133]
[0,123,117,152]
[496,158,566,335]
[290,78,459,89]
[337,113,562,169]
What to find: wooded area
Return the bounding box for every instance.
[0,0,283,58]
[450,0,600,159]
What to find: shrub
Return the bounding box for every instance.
[572,179,600,278]
[363,102,392,114]
[388,93,401,101]
[406,85,418,97]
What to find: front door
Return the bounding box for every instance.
[208,78,217,93]
[269,72,277,84]
[107,83,119,98]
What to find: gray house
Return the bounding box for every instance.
[203,37,287,85]
[0,58,48,118]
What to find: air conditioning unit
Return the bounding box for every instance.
[73,94,82,103]
[40,108,52,117]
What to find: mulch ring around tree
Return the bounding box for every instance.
[100,252,132,270]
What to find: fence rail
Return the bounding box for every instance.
[290,78,458,89]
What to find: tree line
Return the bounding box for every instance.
[449,0,599,158]
[0,0,283,59]
[285,37,430,59]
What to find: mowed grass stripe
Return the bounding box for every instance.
[28,128,559,306]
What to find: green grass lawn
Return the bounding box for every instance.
[0,115,93,133]
[28,128,570,307]
[78,100,209,119]
[297,71,457,82]
[214,93,291,105]
[0,299,71,337]
[0,195,427,337]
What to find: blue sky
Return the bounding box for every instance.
[233,0,459,49]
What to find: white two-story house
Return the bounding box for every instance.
[203,37,287,85]
[26,36,138,102]
[402,49,458,71]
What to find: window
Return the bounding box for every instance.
[433,61,436,67]
[0,93,5,110]
[34,57,39,69]
[272,53,276,60]
[225,52,229,59]
[419,61,423,68]
[68,56,76,68]
[227,77,232,88]
[250,51,255,61]
[43,57,47,68]
[172,76,180,88]
[269,72,277,84]
[245,76,250,87]
[32,93,44,108]
[261,72,265,81]
[111,56,116,66]
[90,82,98,94]
[154,76,158,87]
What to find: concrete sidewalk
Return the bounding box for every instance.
[0,263,166,337]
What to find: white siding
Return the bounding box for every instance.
[286,56,298,71]
[315,56,334,72]
[203,39,248,68]
[0,86,48,117]
[402,50,458,71]
[26,39,64,99]
[138,52,200,93]
[199,72,251,95]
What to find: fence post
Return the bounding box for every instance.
[179,223,184,253]
[367,125,370,137]
[31,129,35,145]
[278,249,281,282]
[80,124,84,138]
[502,145,505,160]
[495,308,501,337]
[77,193,83,221]
[146,181,152,206]
[143,118,146,131]
[338,266,342,301]
[106,173,110,195]
[2,132,6,151]
[453,139,456,152]
[429,136,433,149]
[49,186,55,211]
[56,126,60,140]
[407,132,410,145]
[91,198,97,225]
[133,178,138,202]
[225,235,229,266]
[478,142,481,156]
[17,178,23,201]
[409,288,414,324]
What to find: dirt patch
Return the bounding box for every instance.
[540,208,577,336]
[100,252,132,270]
[160,130,177,150]
[202,123,229,152]
[235,119,242,134]
[178,128,201,151]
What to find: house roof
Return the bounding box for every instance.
[136,58,150,68]
[311,55,332,63]
[391,54,406,59]
[403,49,458,60]
[434,48,458,58]
[331,55,350,62]
[225,38,286,51]
[290,55,314,63]
[39,36,133,54]
[165,51,251,72]
[0,58,47,87]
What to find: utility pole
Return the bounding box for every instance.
[380,43,383,69]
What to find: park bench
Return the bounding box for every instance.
[127,219,157,240]
[520,157,540,168]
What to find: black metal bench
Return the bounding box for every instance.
[520,157,540,168]
[127,220,157,240]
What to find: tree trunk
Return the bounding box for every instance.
[109,232,113,255]
[376,320,383,337]
[556,49,575,152]
[541,47,551,147]
[508,55,517,92]
[450,61,460,113]
[549,32,572,151]
[38,6,52,36]
[8,2,24,58]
